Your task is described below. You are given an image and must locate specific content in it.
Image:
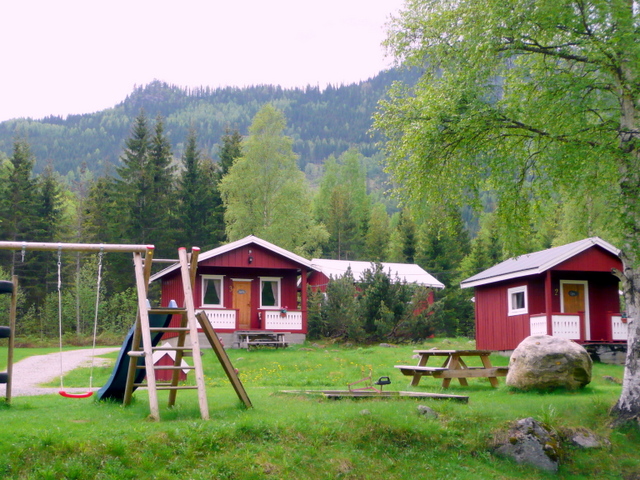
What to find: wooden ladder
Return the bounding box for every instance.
[124,247,209,421]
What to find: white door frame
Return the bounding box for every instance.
[559,280,590,341]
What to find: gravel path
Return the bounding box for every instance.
[5,347,119,397]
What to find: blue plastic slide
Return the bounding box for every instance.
[97,301,177,402]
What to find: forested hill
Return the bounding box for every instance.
[0,68,420,177]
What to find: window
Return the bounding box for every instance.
[201,275,224,307]
[508,286,528,316]
[260,277,281,308]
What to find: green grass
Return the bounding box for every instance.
[0,338,638,479]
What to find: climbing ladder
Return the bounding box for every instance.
[123,246,207,420]
[0,276,17,404]
[123,247,252,421]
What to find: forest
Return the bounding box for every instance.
[0,66,617,347]
[0,68,421,178]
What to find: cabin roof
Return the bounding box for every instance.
[460,237,620,289]
[310,259,445,289]
[149,235,316,282]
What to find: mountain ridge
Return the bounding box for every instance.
[0,68,420,177]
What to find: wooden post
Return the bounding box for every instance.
[5,276,17,404]
[178,248,209,420]
[545,270,553,336]
[0,241,152,253]
[132,251,160,421]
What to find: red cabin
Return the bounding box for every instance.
[150,236,316,347]
[460,237,625,351]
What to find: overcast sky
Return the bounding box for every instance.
[0,0,404,123]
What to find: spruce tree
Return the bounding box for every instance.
[176,129,224,249]
[115,110,152,244]
[218,127,243,177]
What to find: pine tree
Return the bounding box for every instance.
[218,127,243,177]
[115,110,152,244]
[176,129,224,249]
[0,140,39,277]
[146,115,176,255]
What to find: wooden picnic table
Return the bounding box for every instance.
[394,349,508,388]
[236,331,288,351]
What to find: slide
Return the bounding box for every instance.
[97,300,177,402]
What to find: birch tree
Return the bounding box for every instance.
[220,104,328,256]
[375,0,640,425]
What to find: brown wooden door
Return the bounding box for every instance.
[562,283,585,313]
[233,281,252,329]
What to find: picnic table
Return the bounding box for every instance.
[236,331,288,351]
[395,349,508,388]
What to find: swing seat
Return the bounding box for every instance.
[59,390,94,399]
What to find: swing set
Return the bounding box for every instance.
[0,241,252,421]
[5,242,148,399]
[55,245,104,398]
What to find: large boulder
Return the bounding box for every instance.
[506,335,592,391]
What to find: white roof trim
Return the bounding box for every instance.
[460,237,620,289]
[149,235,317,282]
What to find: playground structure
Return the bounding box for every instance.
[0,241,251,421]
[0,277,17,403]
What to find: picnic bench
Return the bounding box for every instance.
[236,331,288,351]
[395,349,508,388]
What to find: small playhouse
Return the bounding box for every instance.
[460,237,626,351]
[150,235,316,347]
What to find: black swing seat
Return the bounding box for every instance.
[0,372,7,384]
[0,326,10,339]
[0,281,13,295]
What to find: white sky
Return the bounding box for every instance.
[0,0,404,122]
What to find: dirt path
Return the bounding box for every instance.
[5,347,119,397]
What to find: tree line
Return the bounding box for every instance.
[0,102,509,343]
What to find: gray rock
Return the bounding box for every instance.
[417,405,438,418]
[564,428,610,449]
[360,409,371,416]
[494,417,561,473]
[506,335,592,391]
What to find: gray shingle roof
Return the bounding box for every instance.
[460,237,619,289]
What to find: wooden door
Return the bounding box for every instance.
[562,283,585,313]
[233,281,252,330]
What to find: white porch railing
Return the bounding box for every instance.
[612,315,628,341]
[551,314,581,340]
[263,310,303,330]
[529,314,581,340]
[530,314,548,336]
[199,309,236,329]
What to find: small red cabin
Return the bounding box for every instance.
[460,237,625,351]
[150,236,316,347]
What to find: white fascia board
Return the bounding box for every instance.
[460,267,541,289]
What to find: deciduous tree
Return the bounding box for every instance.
[220,104,327,255]
[375,0,640,425]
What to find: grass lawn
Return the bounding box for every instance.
[0,338,638,479]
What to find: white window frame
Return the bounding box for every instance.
[259,277,281,309]
[508,285,528,316]
[201,275,224,307]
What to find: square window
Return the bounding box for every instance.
[202,276,223,307]
[508,286,528,316]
